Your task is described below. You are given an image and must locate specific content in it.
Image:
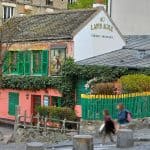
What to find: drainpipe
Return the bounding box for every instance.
[107,0,112,17]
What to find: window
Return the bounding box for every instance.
[3,6,14,20]
[51,96,61,107]
[68,0,76,4]
[46,0,53,5]
[32,50,48,75]
[50,48,66,75]
[10,51,18,74]
[33,51,42,74]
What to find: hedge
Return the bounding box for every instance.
[120,74,150,93]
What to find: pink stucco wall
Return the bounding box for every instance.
[0,88,62,121]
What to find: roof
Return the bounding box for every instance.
[77,49,150,68]
[124,35,150,50]
[77,35,150,68]
[0,8,99,42]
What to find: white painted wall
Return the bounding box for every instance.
[111,0,150,35]
[74,10,125,61]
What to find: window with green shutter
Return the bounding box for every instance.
[10,51,18,74]
[17,51,24,75]
[32,51,42,74]
[24,51,31,75]
[42,50,49,76]
[3,50,49,76]
[8,92,19,116]
[2,51,9,74]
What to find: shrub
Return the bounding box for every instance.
[35,106,76,121]
[120,74,150,93]
[91,82,115,95]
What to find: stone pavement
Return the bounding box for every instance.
[0,125,150,150]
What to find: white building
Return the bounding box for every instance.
[109,0,150,35]
[73,8,125,61]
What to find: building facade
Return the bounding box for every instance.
[110,0,150,35]
[0,0,68,25]
[0,8,125,121]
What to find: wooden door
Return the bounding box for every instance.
[31,95,41,115]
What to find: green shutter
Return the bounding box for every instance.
[10,52,18,74]
[2,51,9,74]
[8,92,19,116]
[24,51,31,75]
[17,51,24,75]
[42,50,49,76]
[33,51,42,74]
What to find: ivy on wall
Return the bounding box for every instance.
[0,58,149,106]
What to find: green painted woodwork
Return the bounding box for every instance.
[33,51,42,74]
[3,50,49,76]
[18,51,24,75]
[8,92,19,116]
[81,95,150,120]
[24,51,31,75]
[42,50,49,76]
[10,52,18,74]
[75,80,89,105]
[3,52,9,74]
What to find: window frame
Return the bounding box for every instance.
[3,6,14,20]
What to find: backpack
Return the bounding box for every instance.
[126,111,132,122]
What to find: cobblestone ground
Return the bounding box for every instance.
[0,125,150,150]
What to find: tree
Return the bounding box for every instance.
[69,0,95,9]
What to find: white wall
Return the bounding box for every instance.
[74,11,125,61]
[111,0,150,35]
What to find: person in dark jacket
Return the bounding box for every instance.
[102,109,115,144]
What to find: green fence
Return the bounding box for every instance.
[81,92,150,120]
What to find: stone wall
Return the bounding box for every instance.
[53,0,68,10]
[15,128,71,144]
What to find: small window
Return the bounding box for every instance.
[50,48,66,75]
[51,97,61,107]
[3,6,14,20]
[43,96,50,106]
[46,0,53,5]
[68,0,76,4]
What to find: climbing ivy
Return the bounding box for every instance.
[0,58,149,106]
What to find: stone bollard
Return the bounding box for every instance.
[117,129,134,148]
[26,142,44,150]
[73,135,93,150]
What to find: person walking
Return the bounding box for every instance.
[117,103,132,126]
[101,109,116,144]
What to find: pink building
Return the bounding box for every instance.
[0,8,125,121]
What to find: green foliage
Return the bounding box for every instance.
[36,106,76,121]
[69,0,95,9]
[0,76,62,90]
[62,58,129,82]
[1,58,150,106]
[120,74,150,93]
